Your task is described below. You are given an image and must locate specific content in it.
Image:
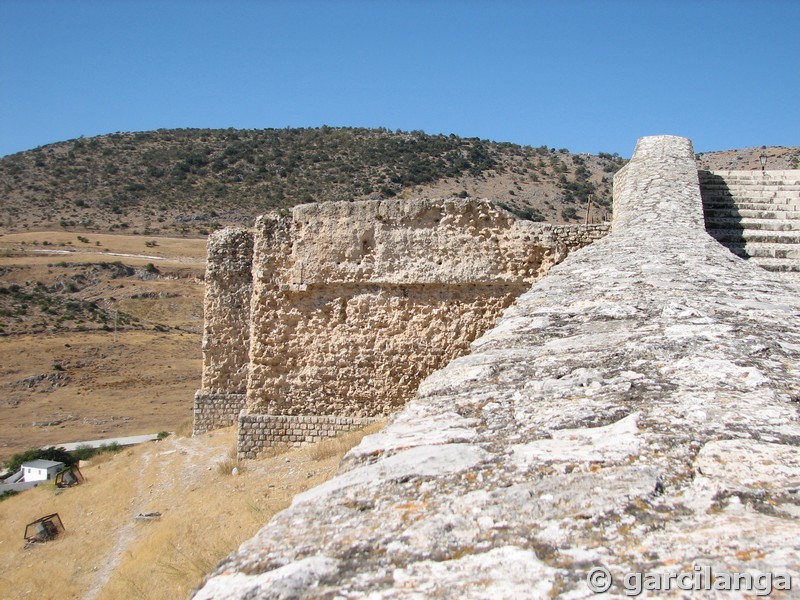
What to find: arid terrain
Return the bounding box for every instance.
[1,140,797,464]
[0,232,206,463]
[0,228,384,599]
[0,423,382,599]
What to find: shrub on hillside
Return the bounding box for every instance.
[3,447,77,474]
[3,443,123,473]
[562,207,578,221]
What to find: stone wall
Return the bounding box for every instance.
[193,227,254,434]
[246,281,526,417]
[195,197,609,442]
[237,414,378,458]
[200,227,253,394]
[195,136,800,598]
[192,392,246,435]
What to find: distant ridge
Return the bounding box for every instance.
[0,127,625,235]
[1,127,793,236]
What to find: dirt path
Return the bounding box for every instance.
[82,444,155,600]
[0,425,380,599]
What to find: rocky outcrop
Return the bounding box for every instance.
[194,198,609,455]
[194,136,800,598]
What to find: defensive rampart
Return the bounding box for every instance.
[193,227,252,433]
[195,136,800,598]
[194,198,609,456]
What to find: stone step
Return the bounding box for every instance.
[702,207,800,220]
[700,173,800,180]
[747,257,800,272]
[699,172,799,179]
[709,193,800,202]
[703,218,800,232]
[699,170,800,183]
[700,184,800,194]
[720,242,800,260]
[700,179,800,188]
[700,186,800,198]
[707,229,800,244]
[700,175,800,181]
[702,198,800,209]
[700,169,800,175]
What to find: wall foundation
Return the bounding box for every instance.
[237,412,379,459]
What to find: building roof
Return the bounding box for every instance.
[22,459,65,469]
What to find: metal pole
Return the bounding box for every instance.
[585,194,593,225]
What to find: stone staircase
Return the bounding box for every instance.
[700,170,800,274]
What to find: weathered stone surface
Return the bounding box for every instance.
[194,136,800,598]
[244,199,608,421]
[194,197,609,450]
[199,227,254,395]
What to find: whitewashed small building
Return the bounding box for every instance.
[21,460,65,482]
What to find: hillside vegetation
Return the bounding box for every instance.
[0,127,627,234]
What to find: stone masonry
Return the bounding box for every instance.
[700,169,800,275]
[194,197,609,457]
[193,226,253,434]
[194,136,800,598]
[238,414,378,451]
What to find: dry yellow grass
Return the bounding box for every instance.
[0,423,383,599]
[0,233,206,464]
[0,330,201,462]
[0,231,207,269]
[0,229,388,598]
[310,423,384,461]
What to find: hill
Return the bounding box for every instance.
[696,145,799,171]
[0,127,626,234]
[0,129,796,462]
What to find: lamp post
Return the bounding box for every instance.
[760,153,767,173]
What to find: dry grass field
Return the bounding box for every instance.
[0,231,207,267]
[0,423,383,599]
[0,232,207,464]
[0,229,386,599]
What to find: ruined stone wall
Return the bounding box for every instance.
[194,197,609,439]
[240,200,607,454]
[195,136,800,598]
[246,281,525,418]
[193,228,253,434]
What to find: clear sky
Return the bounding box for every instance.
[1,0,798,158]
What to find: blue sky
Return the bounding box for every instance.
[1,0,798,158]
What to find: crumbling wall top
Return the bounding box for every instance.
[268,197,557,286]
